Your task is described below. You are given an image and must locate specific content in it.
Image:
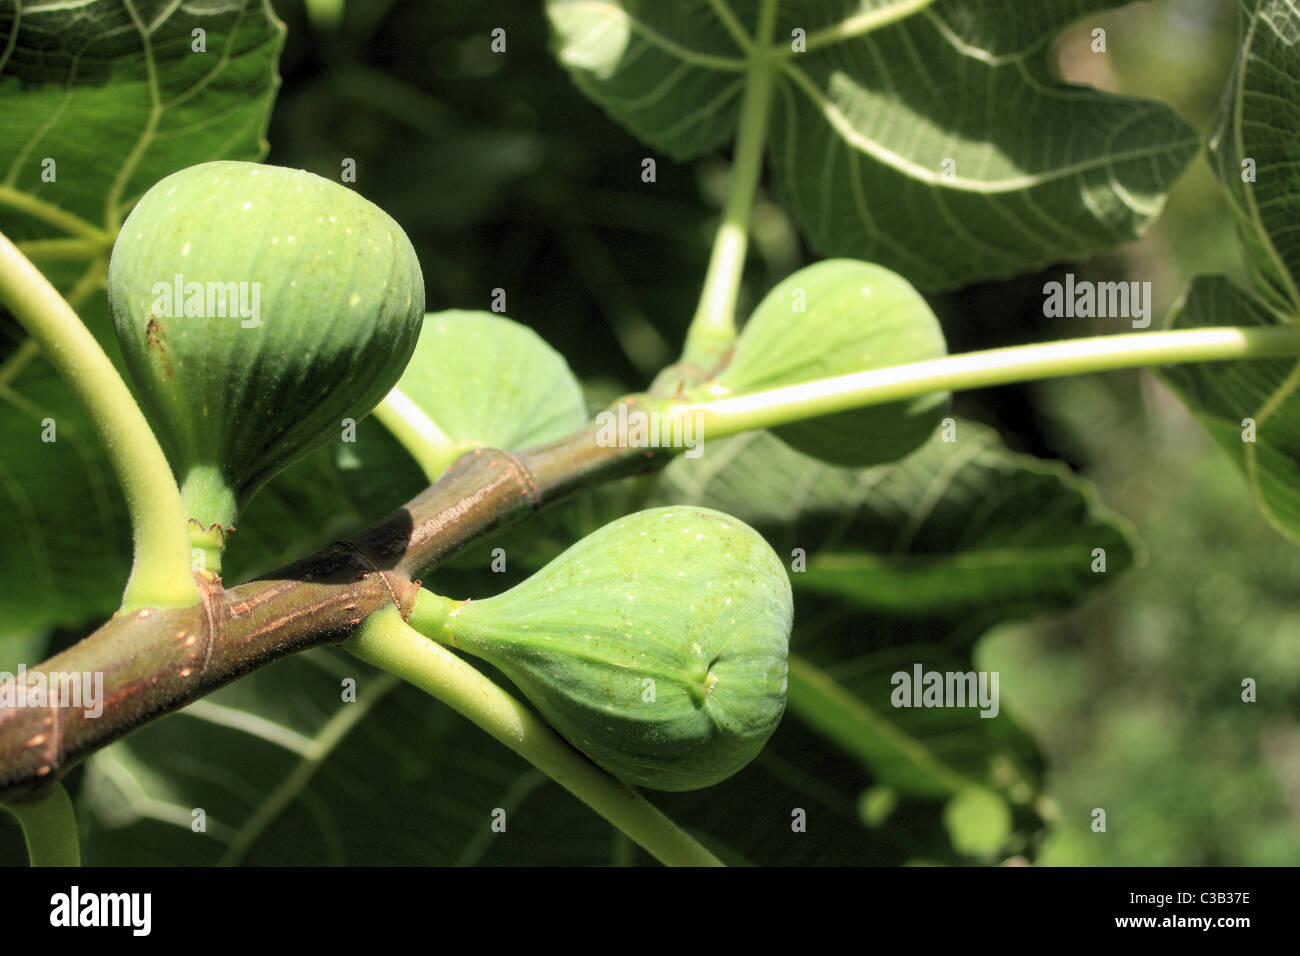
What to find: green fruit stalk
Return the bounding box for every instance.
[706,258,949,466]
[108,161,425,570]
[414,506,793,791]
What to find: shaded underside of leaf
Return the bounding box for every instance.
[0,322,132,636]
[76,651,620,865]
[1205,0,1300,315]
[1160,274,1300,542]
[0,0,285,239]
[546,0,749,161]
[653,423,1137,629]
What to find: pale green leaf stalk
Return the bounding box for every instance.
[680,0,780,367]
[674,326,1300,441]
[372,387,477,481]
[0,231,198,611]
[345,601,724,867]
[1,784,82,866]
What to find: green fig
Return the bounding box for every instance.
[704,259,949,466]
[336,309,588,508]
[418,506,792,791]
[393,310,588,453]
[108,161,425,570]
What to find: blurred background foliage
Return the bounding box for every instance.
[272,0,1298,864]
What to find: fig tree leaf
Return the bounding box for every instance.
[1205,0,1300,316]
[781,651,1024,802]
[70,650,623,865]
[648,703,962,864]
[544,0,749,161]
[545,0,1199,290]
[767,605,1047,833]
[1160,1,1300,543]
[652,424,1136,636]
[0,326,132,638]
[646,657,1046,864]
[0,0,285,253]
[1160,276,1300,542]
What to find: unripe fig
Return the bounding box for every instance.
[707,259,948,466]
[394,310,587,453]
[336,310,589,564]
[421,506,792,791]
[108,161,424,568]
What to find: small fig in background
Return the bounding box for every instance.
[335,309,588,513]
[334,310,590,562]
[108,161,425,569]
[394,310,588,452]
[420,506,792,791]
[704,259,949,466]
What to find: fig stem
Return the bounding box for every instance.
[680,0,779,368]
[0,783,81,866]
[373,386,473,481]
[673,325,1300,439]
[346,604,725,868]
[407,588,459,641]
[0,231,199,612]
[187,521,229,579]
